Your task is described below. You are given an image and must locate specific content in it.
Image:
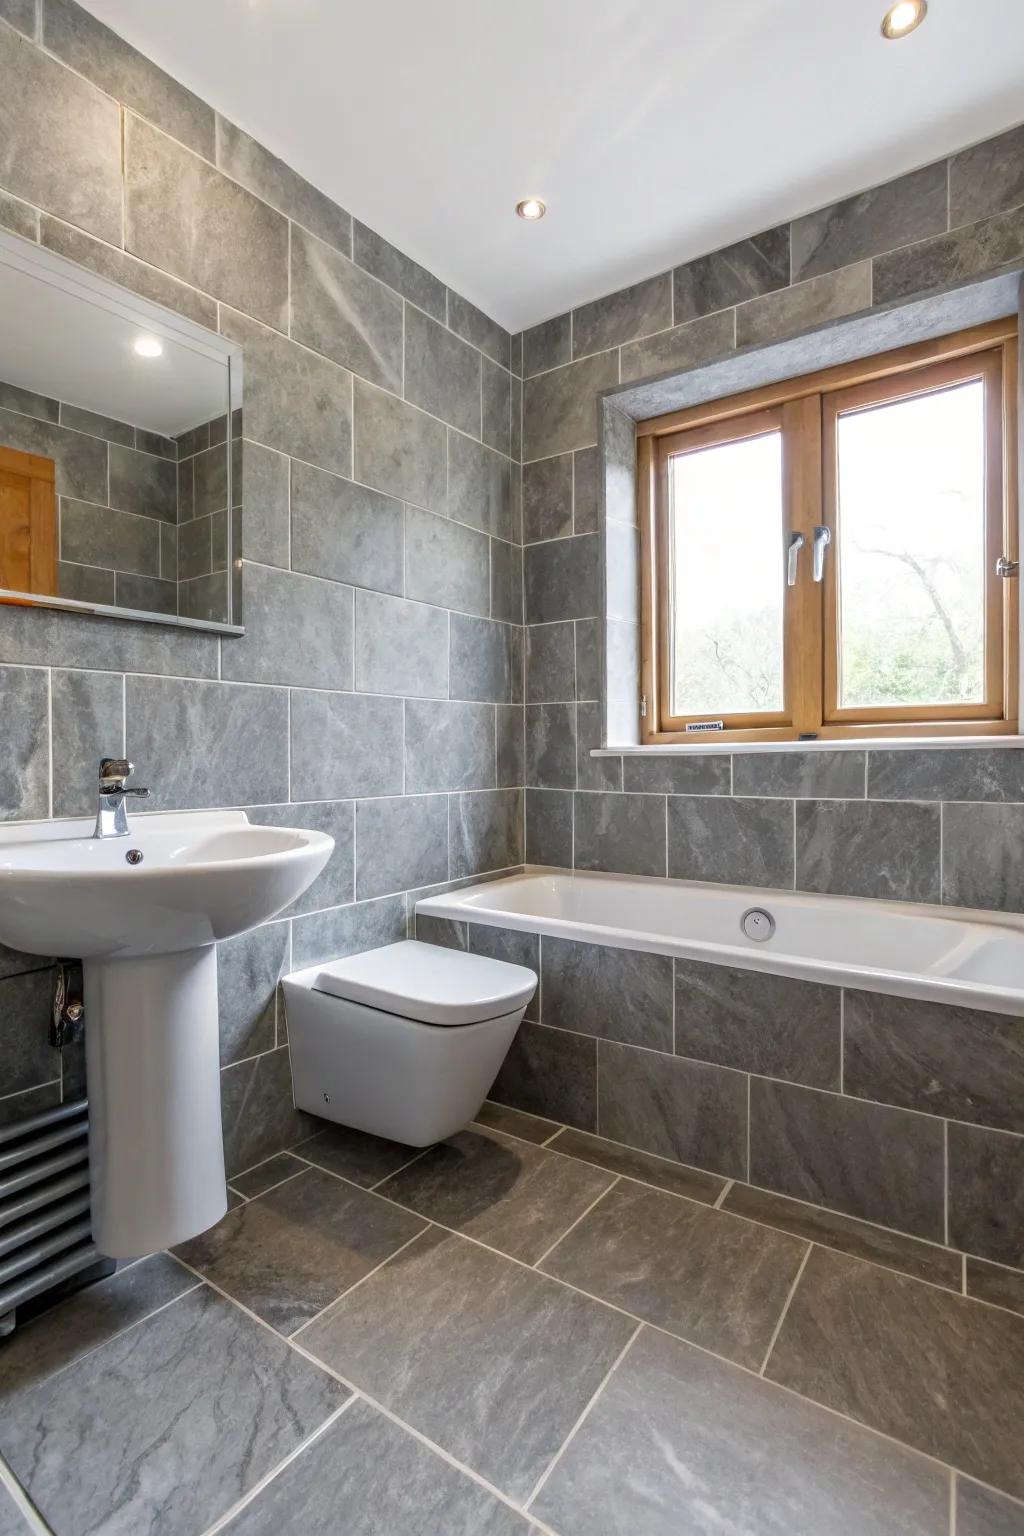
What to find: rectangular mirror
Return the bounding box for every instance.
[0,231,243,633]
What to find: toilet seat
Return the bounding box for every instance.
[312,939,536,1026]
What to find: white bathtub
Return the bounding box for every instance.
[416,868,1024,1016]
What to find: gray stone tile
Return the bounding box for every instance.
[176,1166,425,1335]
[542,937,672,1051]
[40,214,218,328]
[603,406,635,527]
[107,443,177,523]
[221,1044,316,1175]
[0,938,50,981]
[0,665,48,821]
[944,802,1024,911]
[574,617,602,704]
[490,537,523,624]
[177,570,229,624]
[572,444,600,534]
[965,1259,1024,1320]
[353,378,445,513]
[749,1077,945,1240]
[575,789,666,877]
[448,431,512,539]
[126,115,288,329]
[222,563,353,690]
[950,123,1024,229]
[352,220,445,319]
[404,505,490,618]
[576,701,620,792]
[668,795,793,888]
[467,924,540,1005]
[403,305,481,436]
[291,226,403,391]
[0,189,38,239]
[355,794,448,899]
[957,1481,1024,1536]
[226,1397,530,1536]
[525,702,576,789]
[300,1225,632,1501]
[0,0,33,36]
[0,600,219,679]
[229,1152,305,1200]
[525,787,573,867]
[767,1245,1024,1500]
[474,1099,554,1143]
[59,402,134,447]
[379,1124,612,1263]
[414,912,467,950]
[524,313,571,376]
[450,614,513,703]
[792,162,948,281]
[1,1284,343,1535]
[598,1039,747,1179]
[620,307,736,383]
[673,225,790,322]
[675,959,840,1088]
[289,690,403,800]
[217,116,350,252]
[496,704,524,788]
[50,667,123,817]
[0,19,121,243]
[355,588,449,699]
[221,310,352,479]
[289,894,406,972]
[449,788,523,879]
[295,1120,422,1188]
[621,753,729,794]
[216,921,288,1066]
[573,274,672,358]
[0,1084,61,1129]
[524,535,600,624]
[239,441,289,570]
[733,749,866,798]
[948,1121,1024,1268]
[523,351,619,460]
[192,442,229,518]
[551,1126,726,1204]
[446,291,510,369]
[126,675,288,809]
[0,381,57,422]
[869,747,1024,802]
[534,1324,949,1536]
[481,357,512,455]
[873,207,1024,306]
[0,408,107,502]
[0,970,60,1095]
[796,799,940,902]
[527,622,575,703]
[492,1020,596,1130]
[404,699,495,793]
[58,560,115,605]
[290,460,403,596]
[736,262,872,348]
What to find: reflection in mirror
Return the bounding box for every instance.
[0,232,242,632]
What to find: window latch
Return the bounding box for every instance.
[812,525,832,583]
[996,557,1020,579]
[786,531,805,587]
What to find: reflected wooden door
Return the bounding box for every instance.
[0,444,57,597]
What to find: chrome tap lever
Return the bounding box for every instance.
[786,531,805,587]
[94,758,150,839]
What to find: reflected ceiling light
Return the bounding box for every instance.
[133,335,163,358]
[881,0,927,38]
[515,198,546,221]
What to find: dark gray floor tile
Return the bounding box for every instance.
[534,1324,949,1536]
[957,1479,1024,1536]
[541,937,672,1050]
[377,1124,612,1263]
[598,1039,747,1179]
[550,1127,726,1204]
[226,1397,529,1535]
[294,1120,424,1188]
[767,1245,1024,1500]
[2,1285,344,1535]
[966,1259,1024,1320]
[668,795,793,888]
[228,1152,305,1200]
[491,1021,597,1131]
[474,1100,559,1144]
[675,959,840,1088]
[300,1226,634,1501]
[948,1122,1024,1268]
[796,799,940,902]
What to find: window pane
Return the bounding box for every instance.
[670,430,784,717]
[835,379,987,710]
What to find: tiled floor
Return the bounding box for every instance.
[2,1105,1024,1535]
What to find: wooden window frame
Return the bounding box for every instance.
[0,443,57,601]
[638,318,1019,745]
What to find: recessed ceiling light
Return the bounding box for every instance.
[881,0,927,38]
[133,335,163,358]
[516,198,546,221]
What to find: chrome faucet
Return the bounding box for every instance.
[94,758,150,839]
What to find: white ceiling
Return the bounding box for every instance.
[82,0,1024,334]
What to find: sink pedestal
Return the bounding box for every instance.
[85,946,227,1257]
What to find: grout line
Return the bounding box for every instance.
[45,669,52,819]
[713,1178,734,1210]
[961,1252,967,1296]
[943,1119,950,1247]
[758,1241,813,1377]
[198,1399,355,1536]
[532,1176,621,1270]
[950,1469,957,1536]
[540,1125,565,1147]
[839,990,845,1094]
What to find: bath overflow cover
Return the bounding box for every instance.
[741,907,775,942]
[125,848,143,865]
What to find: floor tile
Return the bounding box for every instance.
[539,1181,807,1369]
[549,1127,727,1204]
[766,1246,1024,1500]
[1,1286,345,1536]
[533,1326,949,1536]
[965,1258,1024,1319]
[724,1182,962,1290]
[0,1479,30,1536]
[293,1120,426,1187]
[957,1479,1024,1536]
[229,1151,305,1199]
[175,1167,426,1335]
[225,1397,531,1535]
[475,1100,560,1144]
[377,1124,613,1263]
[300,1226,635,1502]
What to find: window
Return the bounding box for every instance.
[638,320,1019,743]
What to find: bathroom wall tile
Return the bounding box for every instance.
[58,561,115,605]
[622,753,729,794]
[0,602,219,679]
[217,921,288,1066]
[668,796,793,888]
[542,937,672,1051]
[523,312,572,377]
[873,206,1024,306]
[574,617,603,703]
[446,290,510,368]
[217,117,350,252]
[60,500,160,577]
[524,534,599,623]
[355,795,448,899]
[447,431,512,540]
[0,1085,62,1132]
[523,351,619,461]
[603,403,636,527]
[59,402,134,448]
[467,922,540,980]
[228,1153,304,1200]
[525,788,573,867]
[290,226,403,391]
[126,676,288,809]
[403,306,481,437]
[491,1020,597,1130]
[525,702,577,789]
[289,894,406,972]
[107,444,177,523]
[481,357,511,456]
[415,912,467,951]
[0,0,34,36]
[733,750,866,799]
[948,1121,1024,1268]
[0,665,48,821]
[290,461,403,596]
[50,668,123,817]
[791,162,948,281]
[0,189,38,239]
[675,960,840,1089]
[352,220,445,320]
[572,274,672,358]
[496,704,524,788]
[222,563,353,690]
[240,442,289,570]
[749,1077,945,1239]
[844,989,1024,1133]
[673,225,791,323]
[526,622,575,703]
[403,506,489,618]
[221,310,352,478]
[551,1126,726,1204]
[619,307,736,383]
[489,537,522,625]
[41,213,217,327]
[598,1039,748,1178]
[575,701,620,792]
[956,1480,1024,1536]
[0,937,50,981]
[0,410,107,503]
[247,801,354,916]
[449,788,523,878]
[736,262,871,348]
[0,382,57,423]
[178,570,229,624]
[575,789,666,876]
[449,614,513,703]
[221,1039,317,1174]
[796,800,940,903]
[404,699,494,793]
[126,116,289,329]
[964,1260,1024,1321]
[572,444,600,533]
[352,379,447,512]
[356,593,448,705]
[869,747,1024,802]
[0,19,121,243]
[289,690,403,800]
[943,802,1024,912]
[949,123,1024,229]
[0,970,60,1096]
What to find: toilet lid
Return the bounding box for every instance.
[312,940,537,1026]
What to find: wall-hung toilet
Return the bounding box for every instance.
[282,940,537,1145]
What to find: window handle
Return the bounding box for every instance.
[996,556,1019,578]
[812,524,832,583]
[786,532,805,587]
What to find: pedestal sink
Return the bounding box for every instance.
[0,811,333,1257]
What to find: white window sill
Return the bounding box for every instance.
[594,736,1024,757]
